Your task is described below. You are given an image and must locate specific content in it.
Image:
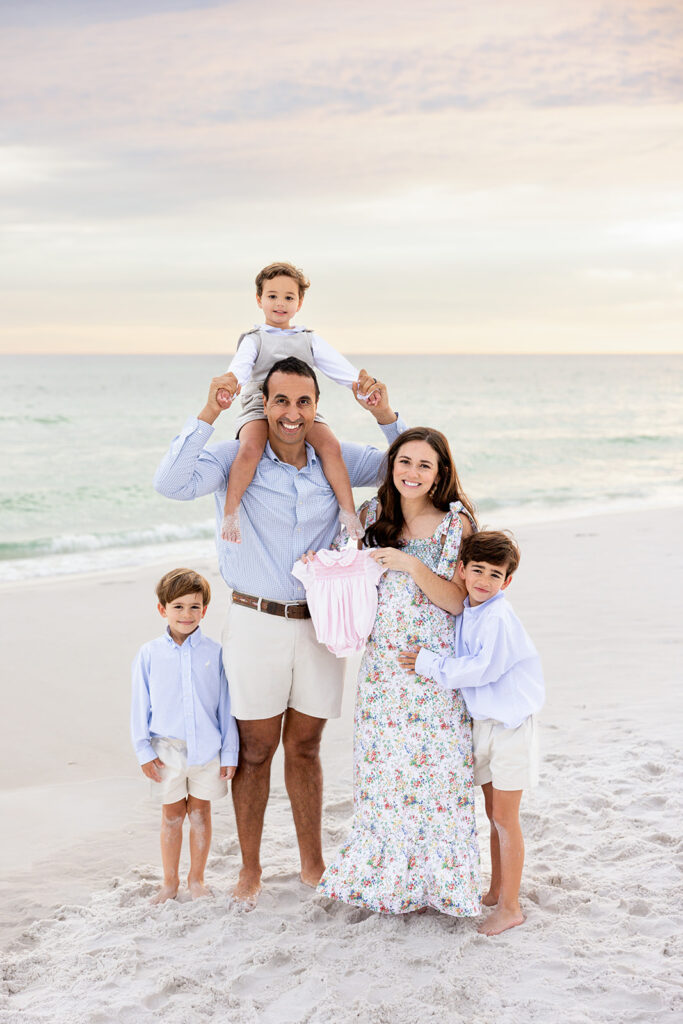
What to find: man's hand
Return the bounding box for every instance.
[353,369,396,424]
[398,648,422,673]
[199,373,242,425]
[141,757,164,782]
[216,372,240,411]
[221,765,237,780]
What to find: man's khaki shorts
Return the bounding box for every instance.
[221,600,345,721]
[473,715,539,791]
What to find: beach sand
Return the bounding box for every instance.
[1,507,681,1023]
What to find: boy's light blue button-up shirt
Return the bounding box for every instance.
[415,592,545,729]
[130,626,239,767]
[153,414,407,602]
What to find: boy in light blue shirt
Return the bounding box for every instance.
[399,531,544,937]
[131,568,239,904]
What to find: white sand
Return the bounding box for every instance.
[1,508,681,1023]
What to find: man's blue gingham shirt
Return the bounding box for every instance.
[154,415,407,602]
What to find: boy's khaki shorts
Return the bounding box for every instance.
[473,715,539,791]
[150,737,228,804]
[221,601,345,721]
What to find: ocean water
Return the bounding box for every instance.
[1,354,681,582]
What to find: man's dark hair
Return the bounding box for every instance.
[262,357,320,401]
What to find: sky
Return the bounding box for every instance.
[2,0,682,354]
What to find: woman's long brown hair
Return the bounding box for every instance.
[364,427,477,549]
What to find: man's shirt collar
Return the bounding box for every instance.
[264,440,318,466]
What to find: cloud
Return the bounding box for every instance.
[1,1,682,352]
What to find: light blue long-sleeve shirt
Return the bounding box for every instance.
[415,592,545,729]
[131,627,239,767]
[153,414,407,602]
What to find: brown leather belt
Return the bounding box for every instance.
[231,590,310,620]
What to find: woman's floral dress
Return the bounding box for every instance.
[318,500,481,916]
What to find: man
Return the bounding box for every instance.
[154,357,406,903]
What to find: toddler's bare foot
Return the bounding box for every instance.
[482,889,499,907]
[187,877,211,900]
[150,882,179,905]
[221,512,242,543]
[232,867,261,908]
[478,905,525,936]
[339,508,364,540]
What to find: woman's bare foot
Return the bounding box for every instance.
[187,877,211,900]
[482,889,499,907]
[232,866,262,906]
[339,508,365,540]
[150,882,179,905]
[478,906,525,936]
[221,511,242,543]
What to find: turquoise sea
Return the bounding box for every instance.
[1,354,681,582]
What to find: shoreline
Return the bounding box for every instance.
[2,505,681,1021]
[2,497,682,589]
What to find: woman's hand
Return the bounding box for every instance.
[370,547,417,574]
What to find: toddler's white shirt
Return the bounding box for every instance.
[228,324,360,389]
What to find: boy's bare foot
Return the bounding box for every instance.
[187,877,211,900]
[221,512,242,543]
[150,882,179,905]
[482,889,499,907]
[232,867,261,906]
[477,906,525,936]
[339,509,364,540]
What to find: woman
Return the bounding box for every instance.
[318,427,481,916]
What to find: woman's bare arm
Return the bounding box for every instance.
[370,514,472,615]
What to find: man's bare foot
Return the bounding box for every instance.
[232,867,261,906]
[299,860,326,888]
[299,869,324,888]
[482,889,499,907]
[478,906,525,936]
[187,877,211,900]
[150,882,179,905]
[221,512,242,543]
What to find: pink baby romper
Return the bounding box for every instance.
[291,547,386,657]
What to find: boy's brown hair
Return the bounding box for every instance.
[156,568,211,607]
[255,261,310,298]
[459,531,520,579]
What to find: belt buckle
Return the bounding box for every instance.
[284,602,297,619]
